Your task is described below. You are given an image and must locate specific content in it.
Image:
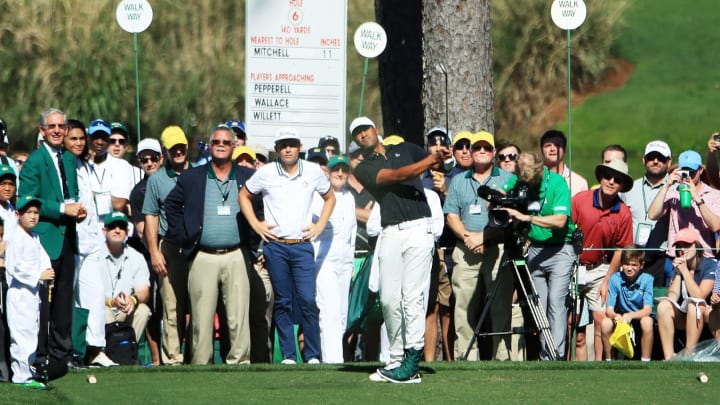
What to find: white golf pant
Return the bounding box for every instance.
[377,218,434,362]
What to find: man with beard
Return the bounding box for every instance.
[620,141,672,286]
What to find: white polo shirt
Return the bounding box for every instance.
[246,159,330,239]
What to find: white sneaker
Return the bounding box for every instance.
[91,352,119,367]
[368,361,401,382]
[281,359,297,365]
[306,358,320,365]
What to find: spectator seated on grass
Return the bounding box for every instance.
[600,246,654,361]
[656,228,715,360]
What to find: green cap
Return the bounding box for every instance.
[16,195,41,211]
[104,211,129,227]
[110,122,129,137]
[328,155,350,170]
[0,164,16,179]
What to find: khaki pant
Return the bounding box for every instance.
[452,242,511,361]
[158,239,189,365]
[105,303,152,343]
[188,248,251,364]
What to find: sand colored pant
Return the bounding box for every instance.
[188,248,251,364]
[452,242,511,361]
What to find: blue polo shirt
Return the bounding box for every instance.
[443,166,512,232]
[607,272,654,314]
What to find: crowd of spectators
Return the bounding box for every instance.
[0,110,720,387]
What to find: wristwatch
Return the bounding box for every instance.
[695,199,705,206]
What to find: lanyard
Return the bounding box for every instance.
[106,255,125,298]
[91,163,106,188]
[214,178,231,205]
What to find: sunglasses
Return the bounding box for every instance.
[15,159,24,166]
[472,144,494,152]
[109,138,127,145]
[497,153,518,161]
[602,174,626,183]
[106,222,128,231]
[277,140,301,149]
[140,155,160,164]
[211,139,233,146]
[44,123,67,130]
[454,141,471,151]
[644,153,669,162]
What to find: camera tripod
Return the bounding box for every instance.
[462,241,559,361]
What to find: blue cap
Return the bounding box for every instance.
[678,150,702,170]
[305,147,327,165]
[88,119,111,136]
[225,120,246,138]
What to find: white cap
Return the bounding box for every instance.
[136,138,162,156]
[250,144,269,160]
[644,140,671,158]
[349,117,376,137]
[275,127,301,143]
[348,141,361,155]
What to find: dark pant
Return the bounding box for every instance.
[38,228,76,364]
[264,241,319,361]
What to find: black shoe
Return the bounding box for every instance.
[67,358,87,370]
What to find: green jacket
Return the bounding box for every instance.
[18,145,79,259]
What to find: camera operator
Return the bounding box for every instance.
[443,131,512,361]
[500,152,577,360]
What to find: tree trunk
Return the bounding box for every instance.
[376,1,494,145]
[422,0,494,137]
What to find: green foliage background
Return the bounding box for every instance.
[0,0,633,175]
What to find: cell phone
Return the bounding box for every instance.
[714,133,720,142]
[678,169,689,181]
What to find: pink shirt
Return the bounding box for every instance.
[560,166,588,197]
[662,182,720,258]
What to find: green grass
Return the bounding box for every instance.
[563,0,720,180]
[2,361,719,404]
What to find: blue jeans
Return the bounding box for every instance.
[264,241,320,361]
[527,243,576,360]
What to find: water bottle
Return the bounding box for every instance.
[679,184,692,209]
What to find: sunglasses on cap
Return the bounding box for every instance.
[497,153,518,161]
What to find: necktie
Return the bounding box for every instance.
[57,151,70,199]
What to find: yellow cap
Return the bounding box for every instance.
[383,134,405,146]
[232,146,256,162]
[473,131,495,147]
[160,126,188,149]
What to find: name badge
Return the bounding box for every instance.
[577,265,587,285]
[217,205,231,216]
[635,222,653,246]
[93,191,112,216]
[468,204,482,215]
